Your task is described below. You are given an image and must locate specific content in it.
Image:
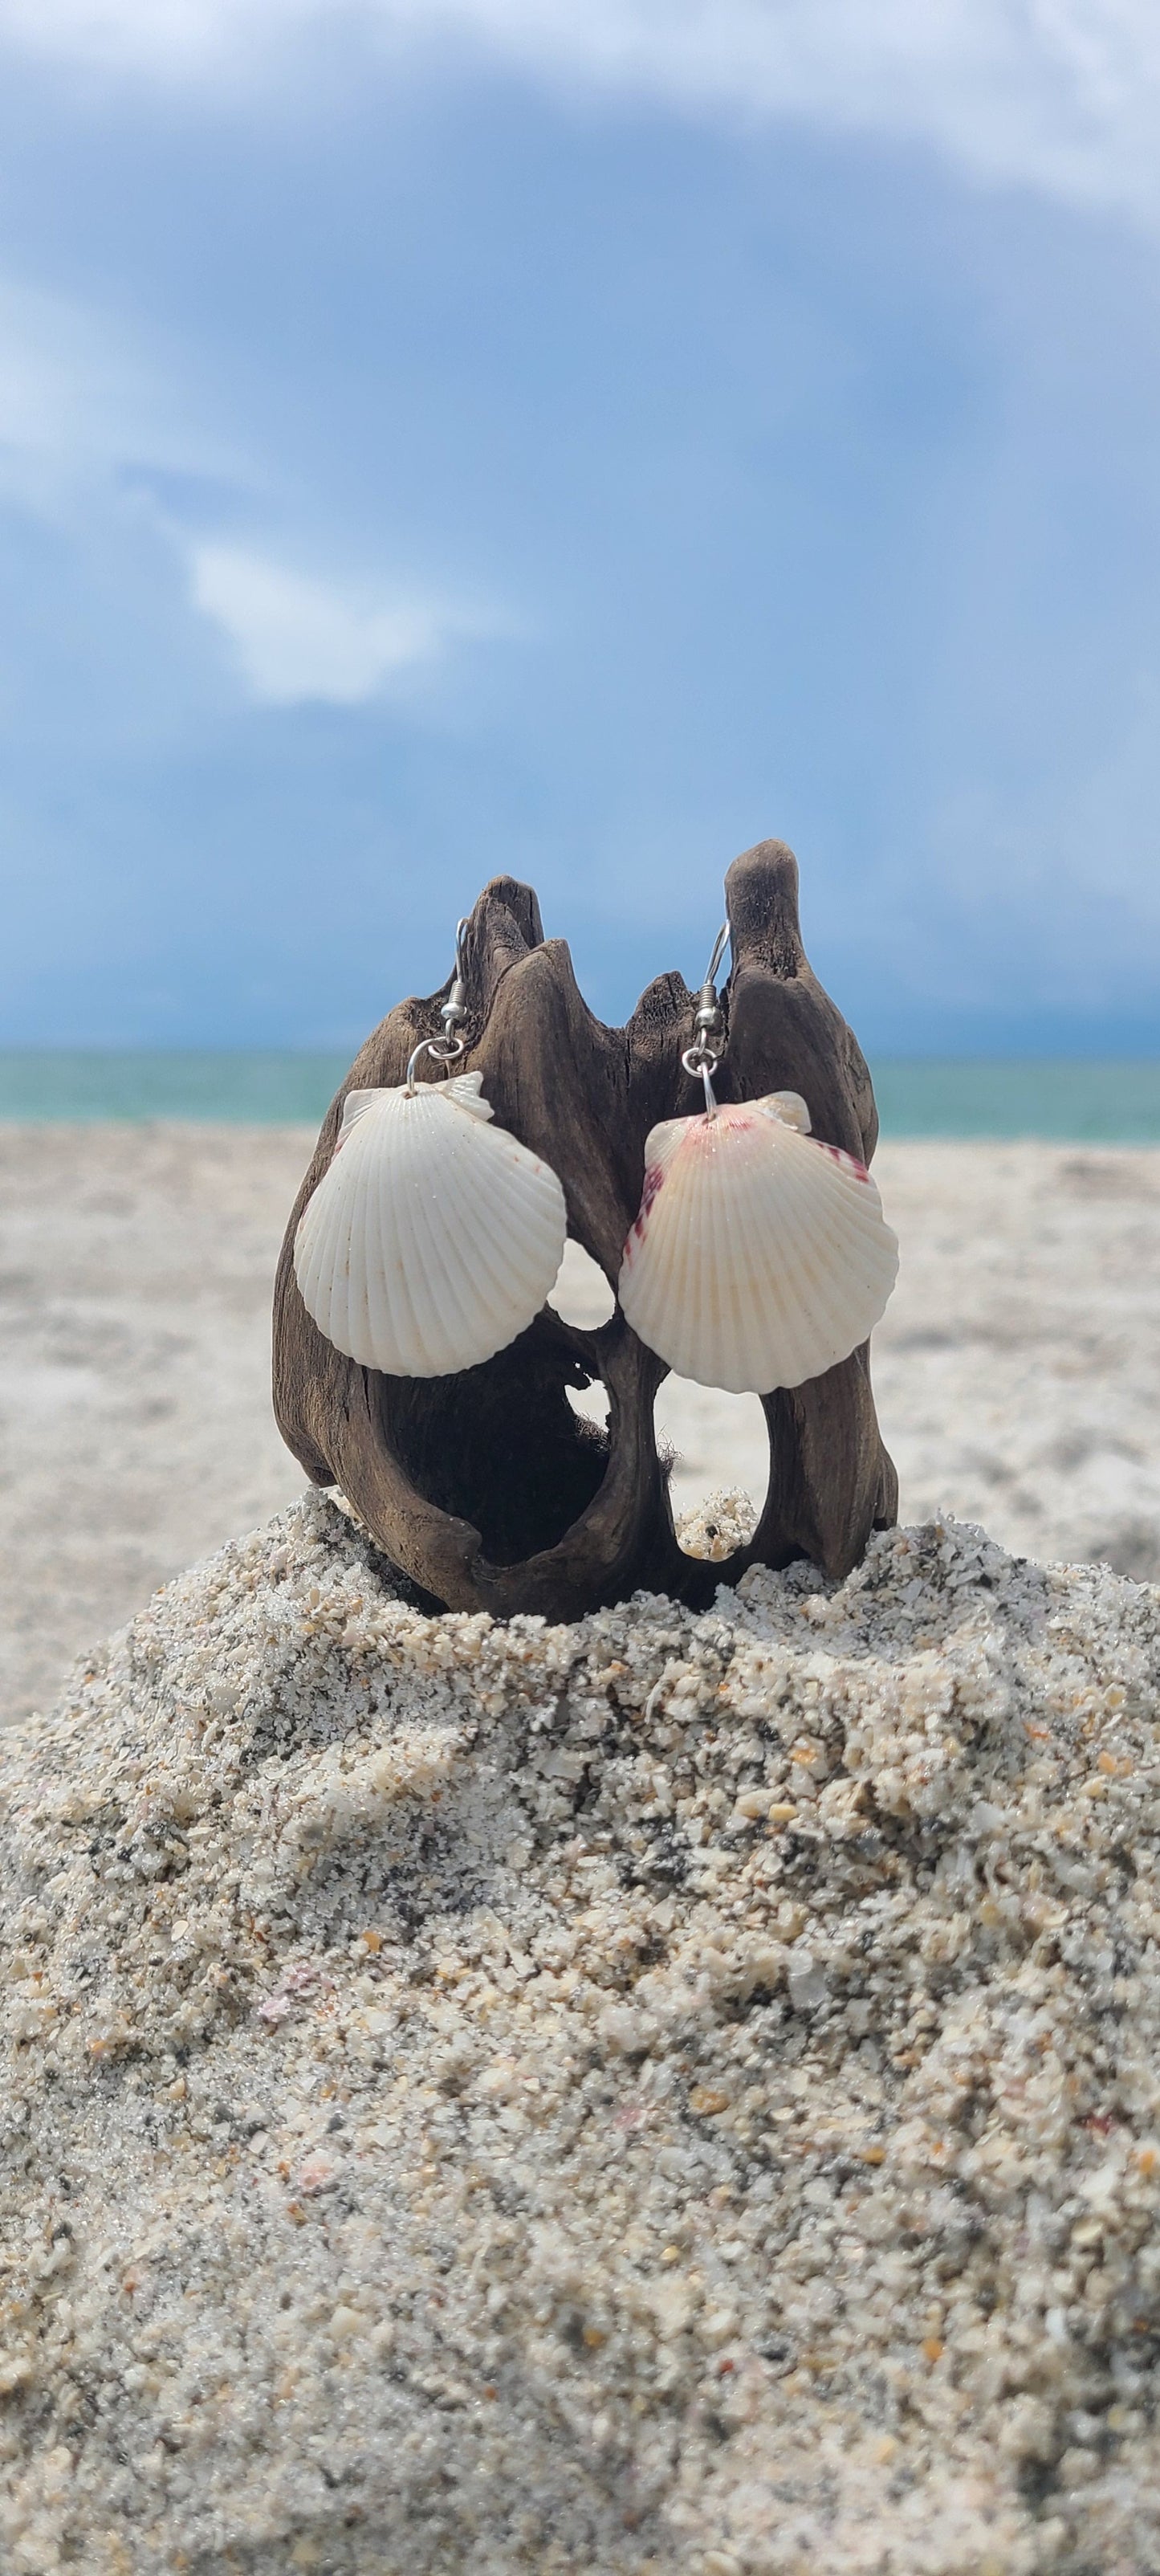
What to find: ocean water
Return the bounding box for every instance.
[0,1050,351,1124]
[0,1050,1158,1141]
[871,1058,1160,1143]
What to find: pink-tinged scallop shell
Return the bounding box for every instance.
[294,1072,567,1378]
[617,1090,897,1394]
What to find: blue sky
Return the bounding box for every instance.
[0,1,1158,1050]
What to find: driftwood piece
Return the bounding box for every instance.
[273,840,897,1619]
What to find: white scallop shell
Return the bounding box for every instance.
[617,1091,898,1394]
[294,1072,568,1377]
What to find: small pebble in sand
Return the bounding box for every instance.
[1,1490,1158,2573]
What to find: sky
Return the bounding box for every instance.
[0,2,1159,1052]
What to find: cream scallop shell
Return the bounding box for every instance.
[617,1090,898,1394]
[294,1072,568,1378]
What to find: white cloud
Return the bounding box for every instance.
[189,541,471,703]
[0,0,299,76]
[0,278,486,709]
[0,276,234,511]
[1,0,1160,225]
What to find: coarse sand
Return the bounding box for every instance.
[2,1490,1160,2573]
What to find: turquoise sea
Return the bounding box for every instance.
[1,1051,1158,1140]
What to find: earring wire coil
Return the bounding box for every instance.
[406,917,471,1092]
[681,919,730,1115]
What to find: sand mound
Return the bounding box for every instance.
[2,1496,1159,2574]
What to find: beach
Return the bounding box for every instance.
[4,1125,1160,2571]
[2,1123,1159,1727]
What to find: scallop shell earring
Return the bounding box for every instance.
[617,924,898,1395]
[294,920,568,1378]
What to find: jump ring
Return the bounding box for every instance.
[681,1041,718,1116]
[405,1034,466,1092]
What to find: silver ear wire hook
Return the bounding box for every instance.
[681,919,730,1115]
[406,916,471,1092]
